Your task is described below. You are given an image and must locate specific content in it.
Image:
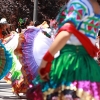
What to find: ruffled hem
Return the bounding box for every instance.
[21,28,40,81]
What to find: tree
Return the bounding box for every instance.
[0,0,68,29]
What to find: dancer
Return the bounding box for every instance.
[15,21,56,99]
[3,32,24,95]
[32,0,100,100]
[18,21,53,83]
[0,19,24,96]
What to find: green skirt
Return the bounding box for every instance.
[50,44,100,82]
[33,44,100,100]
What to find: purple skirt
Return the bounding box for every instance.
[22,27,41,82]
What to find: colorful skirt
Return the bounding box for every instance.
[4,53,25,94]
[21,28,40,83]
[33,44,100,100]
[0,41,12,79]
[4,33,22,82]
[3,34,24,94]
[21,27,53,83]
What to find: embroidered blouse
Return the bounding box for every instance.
[56,0,100,45]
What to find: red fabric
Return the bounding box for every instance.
[40,62,52,75]
[40,23,98,77]
[43,51,54,62]
[57,23,99,57]
[40,51,53,78]
[26,85,43,100]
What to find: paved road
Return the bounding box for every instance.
[0,79,27,100]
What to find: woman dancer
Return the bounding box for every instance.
[32,0,100,100]
[3,32,24,95]
[0,22,24,96]
[14,21,57,99]
[18,21,53,83]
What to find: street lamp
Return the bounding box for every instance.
[31,0,38,22]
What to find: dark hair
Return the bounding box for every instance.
[34,21,41,26]
[18,17,33,29]
[24,18,32,28]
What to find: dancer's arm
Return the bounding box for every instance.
[39,23,72,80]
[48,30,71,56]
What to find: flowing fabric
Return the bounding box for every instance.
[32,0,100,99]
[3,33,24,94]
[21,27,53,84]
[21,27,40,83]
[0,41,12,79]
[33,45,100,100]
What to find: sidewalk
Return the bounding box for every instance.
[0,79,27,100]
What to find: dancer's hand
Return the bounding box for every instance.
[38,59,50,81]
[38,51,54,81]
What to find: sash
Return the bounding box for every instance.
[57,23,98,57]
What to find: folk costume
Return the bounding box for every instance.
[3,32,23,95]
[32,0,100,100]
[20,26,53,84]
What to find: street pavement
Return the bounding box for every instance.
[0,79,27,100]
